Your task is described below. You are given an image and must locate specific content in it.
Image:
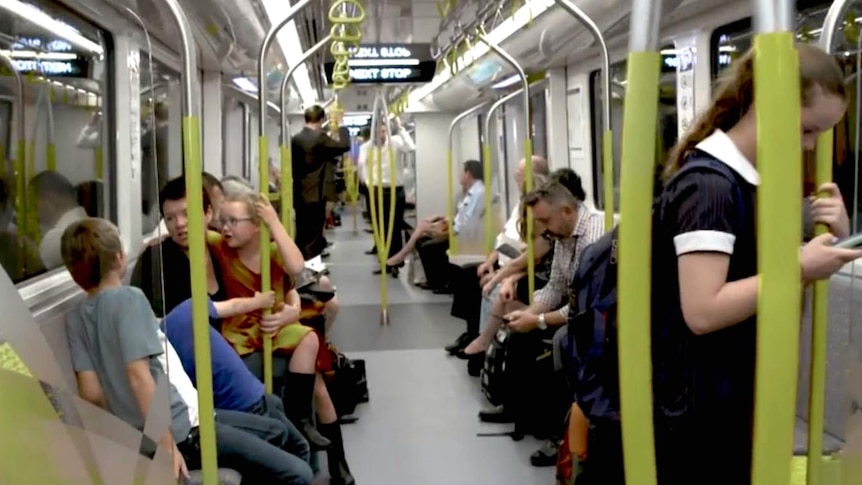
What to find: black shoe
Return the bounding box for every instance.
[339,415,359,425]
[478,405,514,424]
[454,348,483,360]
[372,263,402,277]
[530,439,559,467]
[318,422,356,485]
[444,332,474,355]
[467,354,483,377]
[321,251,331,259]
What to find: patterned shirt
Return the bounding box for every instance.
[533,202,605,316]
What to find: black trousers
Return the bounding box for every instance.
[450,263,482,335]
[368,185,405,258]
[416,235,453,289]
[294,200,327,260]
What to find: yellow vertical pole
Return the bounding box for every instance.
[806,130,832,485]
[482,143,493,253]
[617,0,663,482]
[259,135,273,394]
[750,4,802,483]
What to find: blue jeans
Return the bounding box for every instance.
[243,393,311,463]
[203,410,314,485]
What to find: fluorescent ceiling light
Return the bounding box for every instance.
[233,76,258,93]
[0,0,103,54]
[490,74,519,89]
[260,0,317,106]
[407,0,554,107]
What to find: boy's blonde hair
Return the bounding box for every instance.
[61,218,124,290]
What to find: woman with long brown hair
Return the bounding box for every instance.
[646,44,862,485]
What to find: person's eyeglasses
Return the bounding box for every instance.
[219,217,254,228]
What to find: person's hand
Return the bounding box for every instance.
[252,291,276,311]
[171,443,189,480]
[498,277,516,302]
[477,261,494,278]
[479,271,494,288]
[255,195,279,228]
[801,233,862,281]
[505,309,538,333]
[810,183,850,238]
[260,301,301,335]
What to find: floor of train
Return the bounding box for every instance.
[319,217,554,485]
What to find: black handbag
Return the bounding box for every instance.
[325,347,369,417]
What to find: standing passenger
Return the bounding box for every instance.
[649,44,861,485]
[358,117,415,269]
[291,105,351,260]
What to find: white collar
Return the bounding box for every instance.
[694,130,760,186]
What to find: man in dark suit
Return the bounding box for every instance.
[291,105,350,260]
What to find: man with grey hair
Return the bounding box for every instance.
[445,155,551,357]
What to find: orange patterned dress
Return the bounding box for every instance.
[208,232,331,371]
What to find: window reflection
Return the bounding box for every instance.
[0,0,111,282]
[589,47,678,210]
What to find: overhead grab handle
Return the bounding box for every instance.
[476,33,535,300]
[553,0,614,231]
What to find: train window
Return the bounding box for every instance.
[530,89,547,163]
[711,5,862,229]
[0,0,112,284]
[589,47,678,210]
[140,55,181,235]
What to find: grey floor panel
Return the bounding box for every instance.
[341,349,554,485]
[326,263,452,307]
[329,302,464,352]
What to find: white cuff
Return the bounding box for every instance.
[674,230,735,256]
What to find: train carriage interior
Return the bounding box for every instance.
[1,0,862,483]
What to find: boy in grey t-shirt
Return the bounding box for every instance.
[62,218,190,480]
[61,218,315,485]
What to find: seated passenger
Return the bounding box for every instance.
[162,297,310,463]
[479,171,604,463]
[386,160,486,292]
[445,156,550,356]
[212,191,354,485]
[29,170,87,270]
[132,176,230,317]
[61,218,314,484]
[141,171,223,250]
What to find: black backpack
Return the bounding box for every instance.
[480,326,510,406]
[562,156,747,422]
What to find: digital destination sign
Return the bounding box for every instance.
[323,43,436,85]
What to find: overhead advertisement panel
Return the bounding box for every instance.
[323,43,436,85]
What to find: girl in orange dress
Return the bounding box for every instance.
[210,192,354,485]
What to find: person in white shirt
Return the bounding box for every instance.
[444,156,551,356]
[386,160,486,291]
[358,117,416,274]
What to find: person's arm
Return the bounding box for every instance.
[66,313,104,407]
[255,196,305,275]
[212,292,274,319]
[452,186,484,235]
[320,131,351,159]
[529,242,563,315]
[391,123,416,153]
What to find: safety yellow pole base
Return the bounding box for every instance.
[380,308,389,326]
[352,201,359,235]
